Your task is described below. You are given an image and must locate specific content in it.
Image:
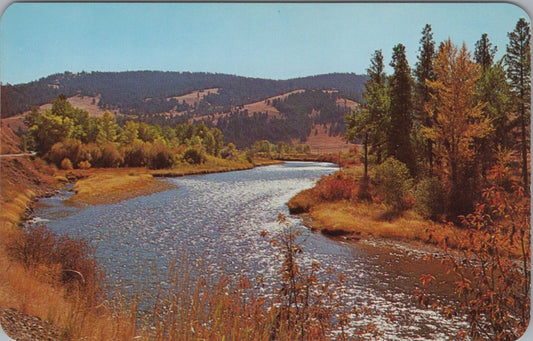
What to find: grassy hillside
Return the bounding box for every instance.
[1,71,367,118]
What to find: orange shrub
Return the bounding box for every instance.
[314,171,357,202]
[60,158,73,170]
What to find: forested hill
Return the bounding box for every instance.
[1,71,367,118]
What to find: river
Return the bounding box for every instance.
[31,161,468,340]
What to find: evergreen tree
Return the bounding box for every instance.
[368,49,386,86]
[505,18,531,193]
[475,33,498,71]
[475,62,512,180]
[414,24,436,175]
[346,50,390,178]
[473,34,512,180]
[388,44,415,174]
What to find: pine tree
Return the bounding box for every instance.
[474,34,511,179]
[345,50,390,178]
[505,18,531,193]
[388,44,415,174]
[474,33,498,71]
[414,24,436,175]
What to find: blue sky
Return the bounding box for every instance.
[0,2,529,85]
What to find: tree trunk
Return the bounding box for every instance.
[363,132,369,179]
[520,103,529,194]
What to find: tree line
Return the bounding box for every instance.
[24,95,232,170]
[346,19,530,219]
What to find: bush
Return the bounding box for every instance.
[373,157,413,211]
[183,148,206,164]
[47,138,84,168]
[221,143,237,159]
[6,224,101,295]
[77,160,91,169]
[414,177,445,220]
[314,171,357,201]
[60,158,73,170]
[355,177,372,201]
[93,143,122,168]
[149,143,175,169]
[123,140,150,167]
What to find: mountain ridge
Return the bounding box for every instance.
[1,71,367,118]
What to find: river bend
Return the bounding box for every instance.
[32,162,467,340]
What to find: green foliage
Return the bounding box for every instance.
[25,95,240,170]
[475,33,498,70]
[253,140,275,155]
[28,111,75,155]
[414,24,436,175]
[96,111,120,144]
[373,157,413,212]
[183,147,207,165]
[346,50,390,178]
[475,62,512,178]
[388,44,415,175]
[413,177,445,220]
[221,142,236,159]
[217,89,352,148]
[505,18,531,192]
[1,71,366,118]
[119,120,139,145]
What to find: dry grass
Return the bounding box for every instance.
[302,200,523,257]
[302,124,354,153]
[167,88,220,108]
[0,235,137,340]
[287,164,522,256]
[0,188,34,231]
[61,156,264,205]
[21,94,114,119]
[0,249,72,326]
[308,201,433,240]
[1,116,27,136]
[65,169,175,206]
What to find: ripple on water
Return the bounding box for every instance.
[30,162,467,340]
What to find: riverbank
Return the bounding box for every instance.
[59,157,284,206]
[0,145,286,339]
[293,199,462,247]
[63,169,177,206]
[287,168,524,258]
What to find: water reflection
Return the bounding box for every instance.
[32,162,467,339]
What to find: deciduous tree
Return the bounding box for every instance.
[424,39,491,217]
